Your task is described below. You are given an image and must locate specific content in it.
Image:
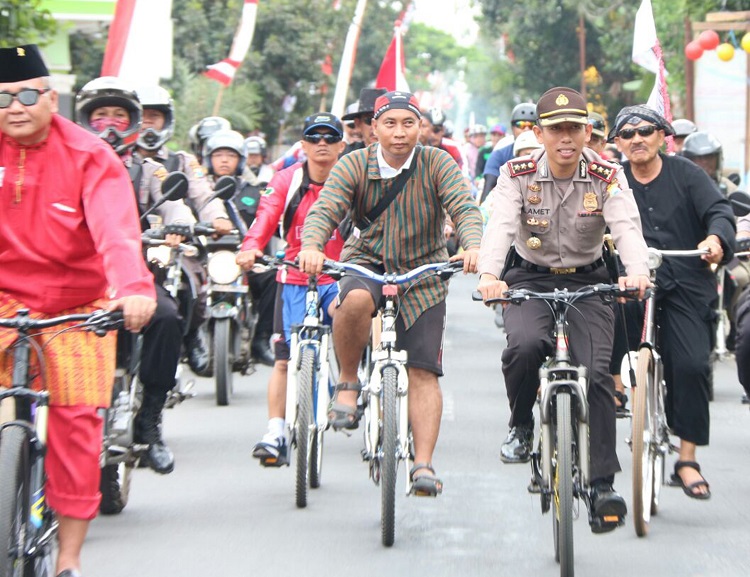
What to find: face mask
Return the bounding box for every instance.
[90,116,130,133]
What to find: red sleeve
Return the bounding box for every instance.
[81,143,156,300]
[241,164,297,251]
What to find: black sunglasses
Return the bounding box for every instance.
[617,125,659,140]
[0,88,50,109]
[362,115,373,126]
[589,119,606,131]
[303,133,342,144]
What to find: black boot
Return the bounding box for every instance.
[185,326,210,376]
[251,333,275,367]
[134,391,175,474]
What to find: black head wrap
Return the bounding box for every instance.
[607,104,675,142]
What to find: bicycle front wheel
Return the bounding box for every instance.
[0,425,30,577]
[632,347,654,536]
[214,319,234,406]
[295,347,315,508]
[553,391,574,577]
[381,365,399,547]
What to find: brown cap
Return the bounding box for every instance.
[536,87,588,126]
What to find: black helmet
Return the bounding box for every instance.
[243,136,267,158]
[190,116,231,158]
[204,129,246,176]
[135,85,174,151]
[75,76,142,155]
[671,118,697,138]
[511,103,537,123]
[682,131,723,183]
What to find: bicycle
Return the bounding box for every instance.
[477,283,637,576]
[628,247,709,537]
[324,260,464,547]
[261,256,338,509]
[0,308,123,577]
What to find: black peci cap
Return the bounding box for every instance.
[0,45,50,83]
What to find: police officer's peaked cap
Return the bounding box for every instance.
[536,87,588,126]
[0,45,49,83]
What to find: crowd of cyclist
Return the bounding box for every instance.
[1,42,750,577]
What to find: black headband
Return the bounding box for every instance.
[608,105,675,142]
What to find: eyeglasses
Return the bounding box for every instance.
[303,133,342,144]
[617,125,659,140]
[362,115,373,126]
[589,119,606,132]
[512,120,534,130]
[0,88,50,109]
[431,125,444,134]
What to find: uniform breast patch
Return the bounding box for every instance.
[588,161,616,183]
[508,159,537,178]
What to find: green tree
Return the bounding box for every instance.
[0,0,57,47]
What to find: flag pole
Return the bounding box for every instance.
[331,0,368,118]
[212,85,225,116]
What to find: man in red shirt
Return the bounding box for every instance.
[236,113,346,465]
[0,45,155,577]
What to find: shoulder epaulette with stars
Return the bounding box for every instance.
[588,160,617,183]
[507,159,537,178]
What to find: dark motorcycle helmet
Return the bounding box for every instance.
[511,102,537,123]
[76,76,142,155]
[204,129,247,176]
[671,118,698,138]
[135,85,174,151]
[189,116,231,158]
[682,131,723,184]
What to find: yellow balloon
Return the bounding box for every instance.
[742,32,750,54]
[717,42,735,61]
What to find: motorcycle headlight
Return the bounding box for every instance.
[207,250,242,284]
[147,245,171,267]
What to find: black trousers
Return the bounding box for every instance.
[735,288,750,398]
[140,284,183,396]
[501,266,620,480]
[247,268,276,339]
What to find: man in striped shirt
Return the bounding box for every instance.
[299,91,483,496]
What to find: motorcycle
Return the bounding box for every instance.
[99,171,191,514]
[195,176,260,406]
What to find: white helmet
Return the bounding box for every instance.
[135,85,174,151]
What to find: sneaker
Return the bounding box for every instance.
[500,422,534,463]
[252,434,288,467]
[589,481,627,534]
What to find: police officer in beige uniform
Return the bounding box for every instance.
[476,87,650,533]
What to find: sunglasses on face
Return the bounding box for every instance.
[617,125,659,140]
[589,120,606,132]
[512,120,534,129]
[0,88,50,109]
[303,133,342,144]
[362,115,374,126]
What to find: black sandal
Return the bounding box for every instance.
[409,463,443,497]
[670,460,711,500]
[327,382,362,431]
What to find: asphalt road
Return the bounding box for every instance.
[84,274,750,577]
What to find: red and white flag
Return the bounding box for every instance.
[205,0,259,86]
[375,21,409,92]
[632,0,672,128]
[102,0,173,85]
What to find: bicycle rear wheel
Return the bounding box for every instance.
[553,391,574,577]
[295,348,315,508]
[381,366,399,547]
[632,347,654,536]
[0,425,30,577]
[309,427,324,489]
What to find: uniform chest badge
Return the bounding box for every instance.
[528,183,541,193]
[527,237,542,250]
[527,217,539,226]
[528,194,542,205]
[583,192,598,212]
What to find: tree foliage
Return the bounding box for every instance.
[473,0,748,123]
[0,0,57,47]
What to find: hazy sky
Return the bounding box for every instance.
[411,0,480,46]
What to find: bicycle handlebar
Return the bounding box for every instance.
[472,284,644,306]
[0,309,124,335]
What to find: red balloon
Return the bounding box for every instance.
[685,40,704,61]
[698,30,720,50]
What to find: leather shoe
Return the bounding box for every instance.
[186,328,210,376]
[140,440,175,475]
[251,337,275,367]
[57,570,82,577]
[589,482,627,534]
[500,422,534,463]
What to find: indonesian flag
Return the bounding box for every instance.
[376,21,409,92]
[632,0,672,132]
[102,0,173,85]
[205,0,259,86]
